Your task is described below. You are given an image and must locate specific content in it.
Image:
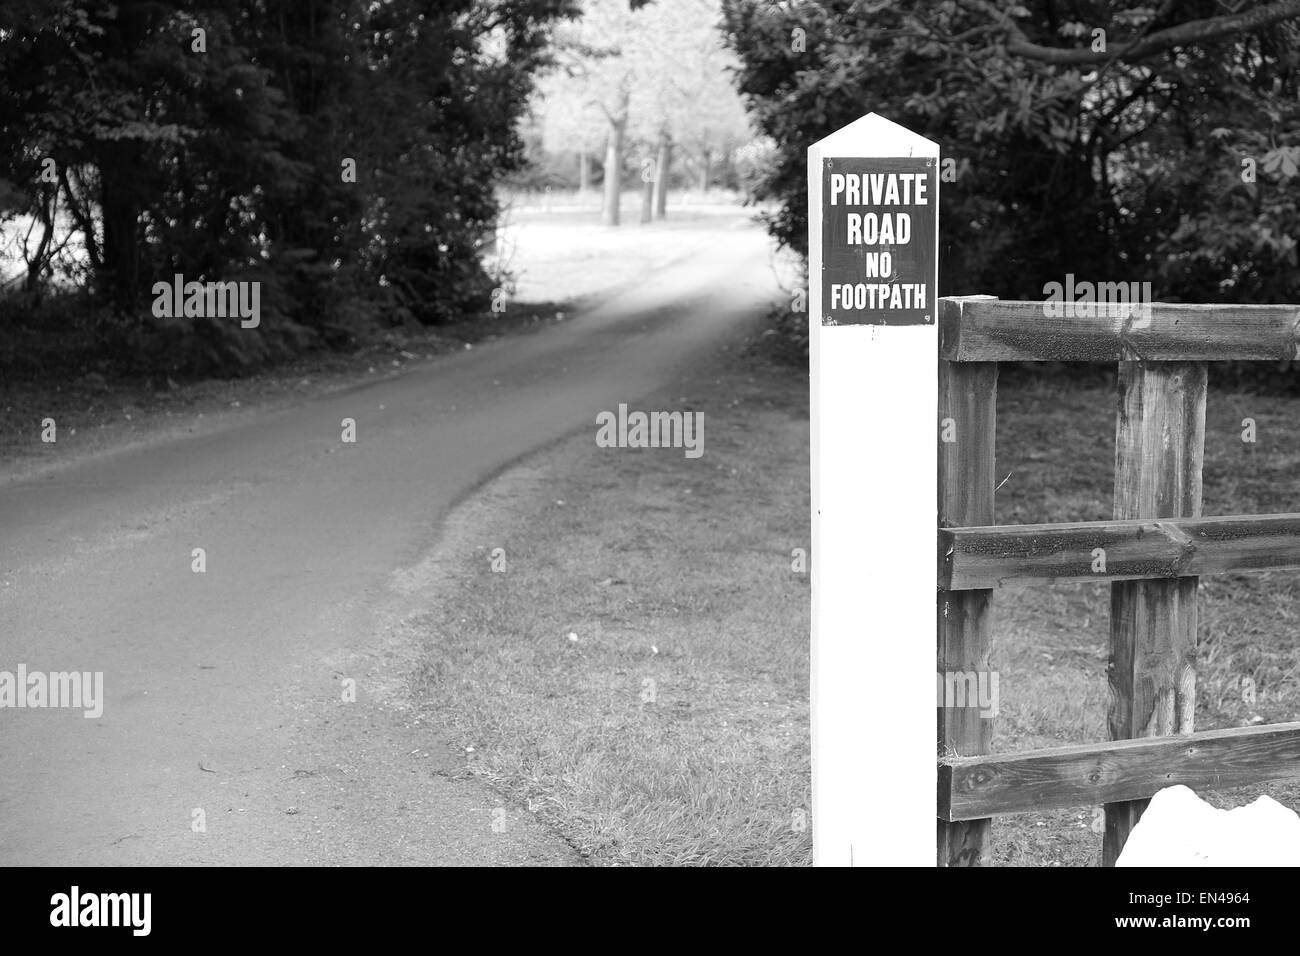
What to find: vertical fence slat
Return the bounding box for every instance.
[1103,360,1207,866]
[938,359,998,866]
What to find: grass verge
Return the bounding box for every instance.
[408,342,811,866]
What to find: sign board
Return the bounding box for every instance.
[820,157,937,326]
[809,115,938,866]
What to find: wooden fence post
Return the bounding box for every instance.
[934,298,1300,860]
[937,327,997,866]
[1103,359,1207,865]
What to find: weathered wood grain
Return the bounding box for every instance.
[940,513,1300,590]
[1104,361,1207,866]
[939,298,1300,362]
[937,358,997,866]
[939,722,1300,821]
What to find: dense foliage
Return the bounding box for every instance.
[0,0,577,375]
[721,0,1300,307]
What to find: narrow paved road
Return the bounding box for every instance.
[0,214,780,865]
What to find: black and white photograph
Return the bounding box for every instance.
[0,0,1298,922]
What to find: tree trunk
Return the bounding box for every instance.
[59,165,100,271]
[24,189,56,295]
[652,134,672,220]
[601,84,630,226]
[578,149,590,193]
[600,137,607,215]
[99,146,144,311]
[640,162,654,224]
[602,121,625,226]
[700,148,712,194]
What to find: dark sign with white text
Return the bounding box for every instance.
[820,157,937,326]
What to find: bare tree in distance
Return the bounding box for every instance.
[534,0,753,225]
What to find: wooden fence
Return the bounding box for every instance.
[936,295,1300,867]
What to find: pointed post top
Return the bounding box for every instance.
[809,113,939,160]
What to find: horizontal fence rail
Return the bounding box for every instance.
[936,292,1300,866]
[941,513,1300,589]
[939,722,1300,822]
[939,298,1300,362]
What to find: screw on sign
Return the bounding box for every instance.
[820,157,937,326]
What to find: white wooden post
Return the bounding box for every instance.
[809,114,939,865]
